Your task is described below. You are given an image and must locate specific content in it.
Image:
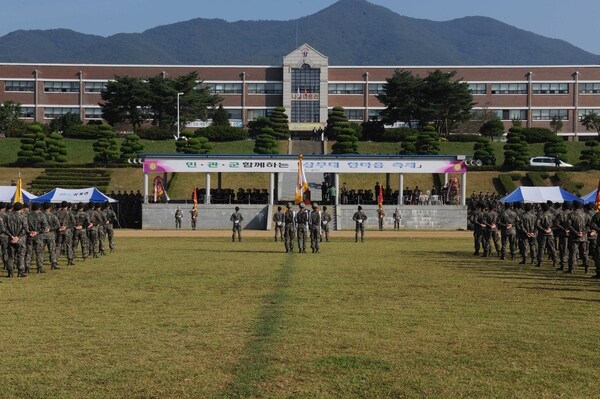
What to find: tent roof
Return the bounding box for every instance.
[580,189,598,204]
[0,186,38,203]
[33,187,117,204]
[500,186,581,203]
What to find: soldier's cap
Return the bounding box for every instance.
[235,206,239,211]
[312,202,318,209]
[13,203,23,211]
[31,202,41,211]
[286,202,292,208]
[42,202,52,210]
[277,206,282,211]
[299,202,305,208]
[323,206,327,210]
[0,201,5,209]
[358,205,362,210]
[61,201,68,208]
[77,202,84,209]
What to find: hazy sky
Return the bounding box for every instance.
[2,0,600,54]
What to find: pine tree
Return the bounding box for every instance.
[93,124,120,165]
[543,135,568,161]
[17,124,48,166]
[254,128,280,154]
[268,107,290,139]
[212,104,230,126]
[325,106,351,140]
[46,132,68,164]
[473,137,496,165]
[415,125,440,155]
[503,126,530,169]
[120,133,145,163]
[175,131,212,154]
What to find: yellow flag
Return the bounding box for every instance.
[13,174,24,204]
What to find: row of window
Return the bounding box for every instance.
[7,80,600,96]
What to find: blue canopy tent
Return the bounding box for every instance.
[580,189,598,204]
[500,186,581,203]
[33,187,117,204]
[0,186,38,203]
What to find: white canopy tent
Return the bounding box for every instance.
[33,187,117,204]
[0,186,37,203]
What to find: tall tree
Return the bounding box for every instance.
[473,137,496,165]
[503,126,530,169]
[120,133,145,163]
[378,69,473,136]
[101,76,150,130]
[415,125,440,155]
[253,128,280,154]
[543,135,568,161]
[49,112,82,134]
[46,131,68,164]
[580,111,600,136]
[17,124,47,165]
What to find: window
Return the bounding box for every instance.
[20,107,35,118]
[468,83,486,95]
[579,83,600,94]
[44,81,80,93]
[368,83,385,95]
[291,65,321,123]
[247,109,269,120]
[84,107,103,119]
[532,83,568,94]
[328,83,364,95]
[578,109,600,119]
[345,109,364,120]
[493,109,527,120]
[205,83,242,94]
[247,83,282,94]
[84,82,106,93]
[531,109,568,120]
[44,107,80,118]
[490,83,527,94]
[368,109,383,120]
[209,108,241,120]
[5,80,35,92]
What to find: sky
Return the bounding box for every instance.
[2,0,600,54]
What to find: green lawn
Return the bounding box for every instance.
[1,233,599,398]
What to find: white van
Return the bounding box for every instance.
[529,156,573,167]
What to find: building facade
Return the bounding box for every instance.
[2,43,600,138]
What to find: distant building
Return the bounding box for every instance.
[1,43,600,138]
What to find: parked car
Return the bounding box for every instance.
[529,156,573,167]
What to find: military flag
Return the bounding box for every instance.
[378,184,384,206]
[193,185,198,211]
[295,154,309,204]
[13,173,24,204]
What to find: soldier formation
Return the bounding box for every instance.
[471,199,600,278]
[0,201,117,278]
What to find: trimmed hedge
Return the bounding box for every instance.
[498,173,518,194]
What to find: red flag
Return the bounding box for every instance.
[595,180,600,212]
[378,185,384,206]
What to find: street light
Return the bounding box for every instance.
[175,92,184,140]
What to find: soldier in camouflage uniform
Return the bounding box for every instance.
[352,205,368,243]
[295,202,309,253]
[589,207,600,279]
[518,203,538,265]
[5,203,27,277]
[56,201,76,265]
[102,202,117,253]
[584,203,597,274]
[272,206,284,242]
[0,202,9,270]
[42,202,60,269]
[230,206,244,242]
[94,202,108,255]
[26,202,49,274]
[73,203,91,260]
[309,202,321,253]
[498,202,517,260]
[320,205,332,242]
[567,201,588,274]
[86,202,103,258]
[554,202,571,271]
[283,203,295,253]
[536,202,557,268]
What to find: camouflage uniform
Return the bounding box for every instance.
[230,207,244,242]
[536,203,557,267]
[86,203,103,258]
[295,203,309,253]
[567,202,588,274]
[352,206,368,243]
[73,204,90,260]
[102,203,117,252]
[309,203,321,253]
[26,203,48,273]
[321,206,332,242]
[519,204,538,265]
[283,203,295,253]
[5,204,28,277]
[42,203,60,269]
[56,202,76,265]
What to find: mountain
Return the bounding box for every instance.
[0,0,598,66]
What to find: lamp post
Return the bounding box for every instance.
[176,92,184,140]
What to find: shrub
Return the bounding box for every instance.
[63,124,102,139]
[521,127,555,143]
[197,125,247,142]
[498,173,517,194]
[447,133,482,142]
[136,127,173,140]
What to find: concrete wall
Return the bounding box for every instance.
[142,204,271,230]
[142,204,466,230]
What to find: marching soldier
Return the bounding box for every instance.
[283,203,295,253]
[295,202,309,253]
[272,206,284,242]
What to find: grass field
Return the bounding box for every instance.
[1,230,599,398]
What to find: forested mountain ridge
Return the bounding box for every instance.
[0,0,598,66]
